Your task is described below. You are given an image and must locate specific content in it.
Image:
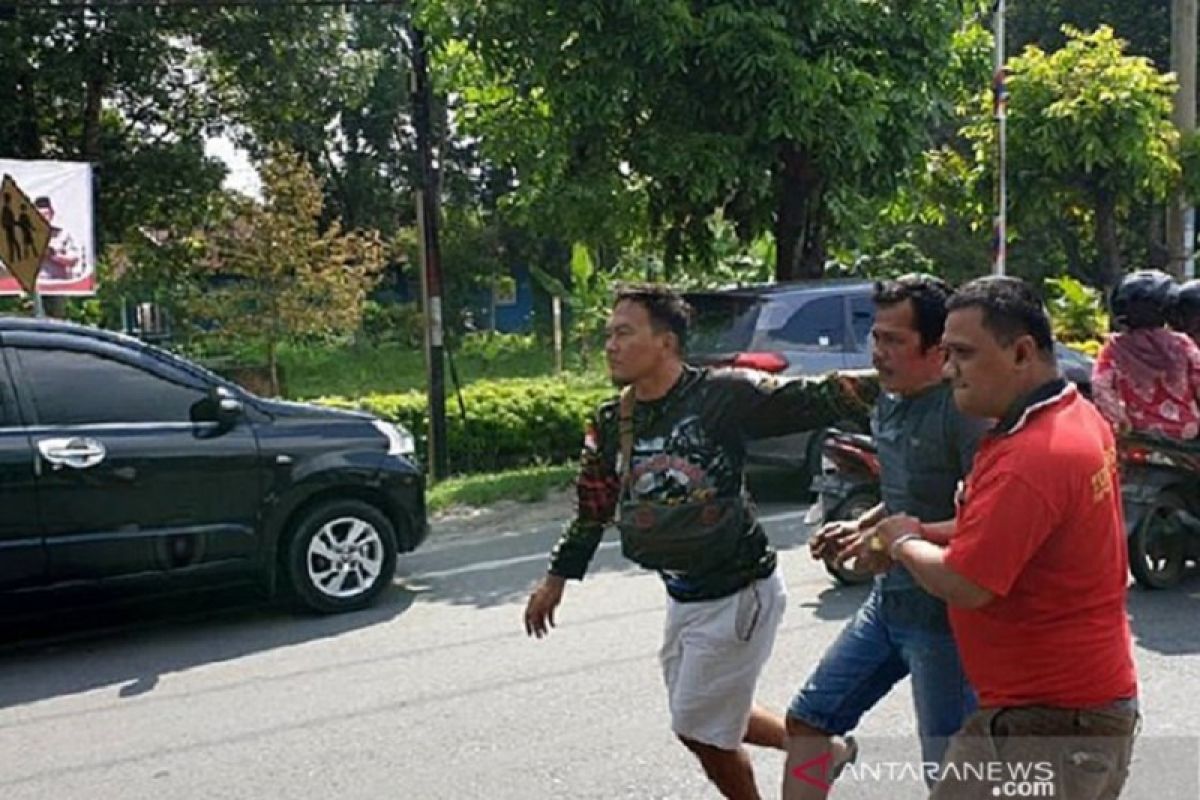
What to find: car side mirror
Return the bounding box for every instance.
[208,385,243,427]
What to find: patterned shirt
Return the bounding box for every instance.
[548,365,875,602]
[1093,329,1200,439]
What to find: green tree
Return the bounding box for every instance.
[963,26,1179,289]
[425,0,988,281]
[192,148,386,395]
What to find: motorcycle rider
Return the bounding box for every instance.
[1170,279,1200,347]
[1093,270,1200,440]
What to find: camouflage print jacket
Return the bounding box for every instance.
[548,365,875,602]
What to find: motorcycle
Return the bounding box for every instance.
[805,430,880,585]
[1119,432,1200,589]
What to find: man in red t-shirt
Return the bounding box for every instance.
[875,276,1138,800]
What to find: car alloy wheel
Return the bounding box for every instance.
[287,499,399,613]
[307,516,386,600]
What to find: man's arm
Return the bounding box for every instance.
[718,368,880,440]
[918,519,955,545]
[892,538,994,609]
[527,410,619,638]
[875,516,993,608]
[48,232,80,269]
[546,415,618,580]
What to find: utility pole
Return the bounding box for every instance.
[993,0,1007,276]
[410,24,449,480]
[1168,0,1198,279]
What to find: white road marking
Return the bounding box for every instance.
[406,508,812,580]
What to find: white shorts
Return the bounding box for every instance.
[658,569,787,750]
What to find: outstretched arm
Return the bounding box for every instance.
[717,368,880,440]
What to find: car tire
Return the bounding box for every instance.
[1128,490,1188,590]
[285,499,398,614]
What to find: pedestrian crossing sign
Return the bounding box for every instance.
[0,173,51,294]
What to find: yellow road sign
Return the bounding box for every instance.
[0,174,51,295]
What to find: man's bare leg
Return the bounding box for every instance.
[679,736,762,800]
[783,716,855,800]
[744,703,787,750]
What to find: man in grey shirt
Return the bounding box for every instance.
[783,274,989,799]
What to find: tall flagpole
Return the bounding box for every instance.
[993,0,1007,276]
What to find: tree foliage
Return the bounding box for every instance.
[425,0,989,281]
[963,26,1179,288]
[191,148,386,395]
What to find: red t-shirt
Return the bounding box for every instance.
[945,383,1138,708]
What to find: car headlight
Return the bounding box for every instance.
[372,420,416,457]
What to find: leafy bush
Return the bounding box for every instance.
[317,376,612,474]
[1045,275,1109,343]
[455,331,540,363]
[360,300,424,347]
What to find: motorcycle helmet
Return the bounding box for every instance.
[1172,279,1200,336]
[1110,269,1176,330]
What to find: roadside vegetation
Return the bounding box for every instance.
[427,464,576,514]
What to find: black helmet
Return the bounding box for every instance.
[1174,279,1200,327]
[1171,281,1200,319]
[1111,270,1176,329]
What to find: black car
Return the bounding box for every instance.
[0,318,426,614]
[685,281,1094,479]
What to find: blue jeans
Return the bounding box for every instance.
[787,586,976,772]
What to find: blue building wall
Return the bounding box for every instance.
[488,262,535,333]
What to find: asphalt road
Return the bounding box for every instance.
[0,492,1198,799]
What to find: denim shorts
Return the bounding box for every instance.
[787,586,976,769]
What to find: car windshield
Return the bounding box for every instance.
[686,294,762,353]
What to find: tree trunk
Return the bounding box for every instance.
[1094,192,1124,293]
[663,223,682,281]
[80,10,106,164]
[267,339,280,397]
[773,143,826,282]
[15,63,41,158]
[1146,206,1169,270]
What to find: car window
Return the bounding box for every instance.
[761,295,846,350]
[849,295,874,349]
[686,294,761,353]
[15,347,206,426]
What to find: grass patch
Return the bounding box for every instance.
[428,464,576,513]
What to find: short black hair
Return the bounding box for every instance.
[873,272,952,351]
[947,276,1055,355]
[614,283,692,352]
[33,196,52,209]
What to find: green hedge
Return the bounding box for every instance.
[317,371,882,477]
[317,376,613,474]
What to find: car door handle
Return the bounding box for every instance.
[37,437,107,470]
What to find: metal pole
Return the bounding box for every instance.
[1169,0,1198,278]
[993,0,1007,276]
[410,25,449,481]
